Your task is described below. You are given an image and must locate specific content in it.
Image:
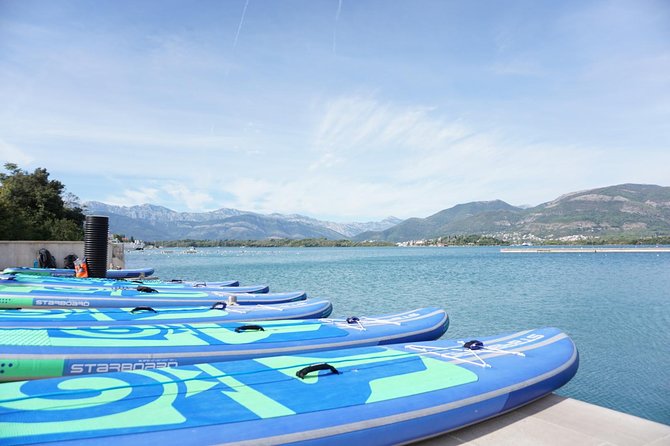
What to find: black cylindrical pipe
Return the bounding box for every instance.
[84,215,109,278]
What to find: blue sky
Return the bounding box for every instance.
[1,0,668,221]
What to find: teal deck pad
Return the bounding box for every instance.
[0,308,448,381]
[0,328,578,445]
[0,299,333,327]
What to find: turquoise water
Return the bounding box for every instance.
[126,246,670,425]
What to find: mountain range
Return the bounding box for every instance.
[354,184,670,242]
[83,202,401,241]
[84,184,670,243]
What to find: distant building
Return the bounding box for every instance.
[123,240,145,251]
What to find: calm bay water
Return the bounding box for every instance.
[126,246,670,425]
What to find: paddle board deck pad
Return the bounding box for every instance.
[2,273,240,288]
[0,308,447,381]
[0,274,268,294]
[0,284,306,309]
[0,298,333,328]
[0,327,578,445]
[3,267,155,279]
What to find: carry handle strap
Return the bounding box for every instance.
[463,340,484,350]
[210,302,227,310]
[296,363,340,379]
[234,324,265,333]
[136,286,158,293]
[130,306,157,313]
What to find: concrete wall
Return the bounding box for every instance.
[0,241,124,270]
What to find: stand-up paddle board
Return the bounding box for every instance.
[3,266,155,279]
[0,274,268,294]
[0,298,333,328]
[0,308,448,381]
[0,327,577,445]
[0,284,306,309]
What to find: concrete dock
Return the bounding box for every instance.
[417,394,670,445]
[500,247,670,253]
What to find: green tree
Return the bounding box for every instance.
[0,163,85,240]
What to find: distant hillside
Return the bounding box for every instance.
[85,184,670,243]
[355,200,520,242]
[269,214,403,237]
[83,202,400,241]
[354,184,670,242]
[516,184,670,239]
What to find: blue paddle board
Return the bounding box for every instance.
[0,283,306,308]
[0,298,333,328]
[3,266,155,279]
[0,308,447,381]
[0,274,268,294]
[0,327,578,445]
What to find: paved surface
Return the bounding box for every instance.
[416,394,670,445]
[500,247,670,253]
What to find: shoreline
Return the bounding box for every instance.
[501,247,670,253]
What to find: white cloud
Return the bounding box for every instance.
[101,182,216,212]
[308,152,342,171]
[225,175,396,219]
[162,182,214,211]
[0,138,34,166]
[102,188,161,207]
[284,95,654,218]
[313,97,469,157]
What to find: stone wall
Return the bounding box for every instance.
[0,241,124,270]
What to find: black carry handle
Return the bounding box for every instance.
[193,282,207,287]
[136,286,158,293]
[210,302,227,310]
[234,324,265,333]
[463,340,484,350]
[130,306,157,314]
[169,279,184,283]
[346,316,360,324]
[296,363,340,380]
